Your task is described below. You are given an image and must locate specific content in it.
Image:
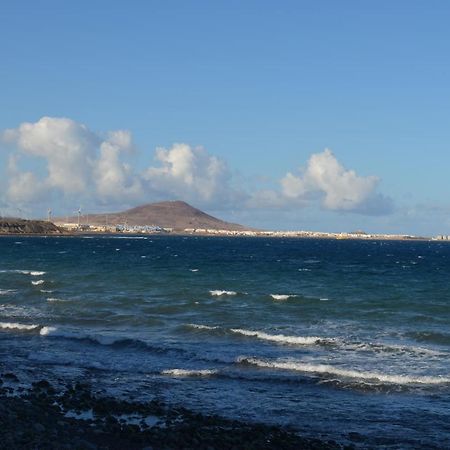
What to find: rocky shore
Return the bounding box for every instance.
[0,219,62,235]
[0,374,347,450]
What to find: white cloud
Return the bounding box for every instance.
[5,154,48,204]
[0,117,392,219]
[1,117,145,207]
[94,131,143,201]
[143,143,233,205]
[4,117,98,194]
[279,149,390,213]
[1,118,238,211]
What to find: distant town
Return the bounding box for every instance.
[51,220,443,241]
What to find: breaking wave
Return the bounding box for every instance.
[187,323,220,331]
[230,328,326,345]
[237,357,450,386]
[0,270,46,276]
[210,290,237,296]
[161,369,218,377]
[270,294,298,301]
[46,297,67,303]
[0,321,39,331]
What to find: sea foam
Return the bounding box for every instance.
[210,290,237,296]
[30,271,46,276]
[0,270,46,276]
[39,326,59,336]
[46,297,67,303]
[270,294,297,301]
[238,357,450,385]
[187,323,219,331]
[0,322,39,331]
[161,369,218,377]
[230,328,323,345]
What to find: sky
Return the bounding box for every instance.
[1,0,450,235]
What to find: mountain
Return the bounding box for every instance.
[0,219,62,234]
[59,201,249,231]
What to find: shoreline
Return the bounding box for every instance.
[0,374,344,450]
[0,230,433,242]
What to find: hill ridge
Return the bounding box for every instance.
[59,200,248,231]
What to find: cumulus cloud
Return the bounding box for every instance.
[1,117,143,208]
[143,143,235,206]
[1,117,237,211]
[279,149,392,214]
[94,131,143,201]
[0,117,392,218]
[6,155,48,204]
[4,117,98,194]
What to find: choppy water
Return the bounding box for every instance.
[1,235,449,448]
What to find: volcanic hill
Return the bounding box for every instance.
[62,201,249,231]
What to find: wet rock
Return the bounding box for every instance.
[3,372,19,381]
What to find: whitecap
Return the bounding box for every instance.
[210,290,237,296]
[230,328,324,345]
[161,369,218,377]
[190,269,199,272]
[46,297,66,303]
[0,322,39,331]
[270,294,297,301]
[238,357,450,385]
[0,270,45,275]
[187,323,219,331]
[39,326,59,336]
[31,280,45,286]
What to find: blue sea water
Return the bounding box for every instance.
[0,235,449,448]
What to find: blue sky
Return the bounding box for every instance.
[1,1,450,235]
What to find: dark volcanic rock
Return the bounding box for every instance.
[0,218,62,234]
[0,381,344,450]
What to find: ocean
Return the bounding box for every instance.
[0,235,449,448]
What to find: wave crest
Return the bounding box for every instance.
[161,369,218,377]
[270,294,297,301]
[210,290,237,296]
[230,328,324,345]
[237,357,450,385]
[0,321,39,331]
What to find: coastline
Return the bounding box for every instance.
[0,374,343,450]
[0,229,432,241]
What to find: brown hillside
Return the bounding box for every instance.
[61,201,248,231]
